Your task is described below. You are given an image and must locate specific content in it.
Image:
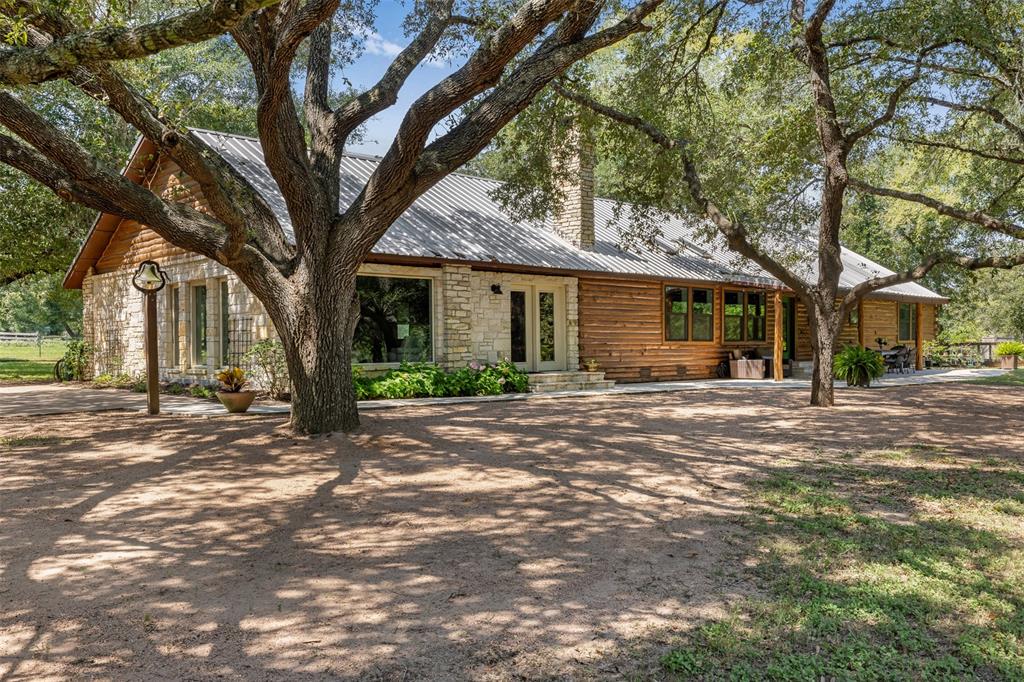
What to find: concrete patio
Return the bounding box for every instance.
[0,367,1006,418]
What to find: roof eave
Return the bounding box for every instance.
[62,136,156,290]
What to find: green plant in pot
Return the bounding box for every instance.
[833,345,885,388]
[996,341,1024,370]
[215,366,256,413]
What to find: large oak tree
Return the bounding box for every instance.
[0,0,665,433]
[491,0,1024,406]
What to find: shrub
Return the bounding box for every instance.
[188,383,217,400]
[352,360,530,400]
[833,345,885,387]
[244,339,290,399]
[995,341,1024,358]
[58,340,92,381]
[92,373,138,389]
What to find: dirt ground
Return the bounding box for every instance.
[1,383,1022,681]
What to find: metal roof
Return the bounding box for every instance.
[193,129,947,302]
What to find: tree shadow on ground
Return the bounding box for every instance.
[0,383,1022,680]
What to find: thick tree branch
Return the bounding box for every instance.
[0,0,280,86]
[551,83,813,300]
[848,177,1024,241]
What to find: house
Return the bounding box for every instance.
[63,130,947,388]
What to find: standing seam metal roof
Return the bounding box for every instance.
[192,129,947,302]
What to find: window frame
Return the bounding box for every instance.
[722,288,769,344]
[191,284,208,367]
[352,273,436,368]
[662,284,715,344]
[897,302,918,342]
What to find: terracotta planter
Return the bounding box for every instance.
[218,390,257,413]
[583,360,600,372]
[1001,355,1020,370]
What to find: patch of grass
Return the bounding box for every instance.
[0,435,66,448]
[0,339,67,382]
[661,446,1024,680]
[966,369,1024,387]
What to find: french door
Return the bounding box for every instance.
[509,285,565,372]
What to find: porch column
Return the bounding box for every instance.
[915,303,924,370]
[773,289,783,382]
[857,299,865,347]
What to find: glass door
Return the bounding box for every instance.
[535,289,559,371]
[782,296,797,360]
[508,286,565,372]
[510,289,530,369]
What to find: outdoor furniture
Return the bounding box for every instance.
[882,346,913,374]
[729,358,767,379]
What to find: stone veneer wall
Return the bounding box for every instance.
[81,258,580,380]
[467,270,579,368]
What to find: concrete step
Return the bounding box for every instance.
[529,380,616,393]
[528,371,606,384]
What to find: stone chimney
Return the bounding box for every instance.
[552,126,595,250]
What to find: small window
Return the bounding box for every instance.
[746,292,766,341]
[724,291,743,341]
[220,281,230,366]
[665,286,689,341]
[692,288,714,341]
[192,284,208,365]
[898,302,917,341]
[848,307,859,326]
[354,276,433,363]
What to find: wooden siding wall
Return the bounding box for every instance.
[793,302,859,361]
[580,276,941,382]
[860,299,938,350]
[578,277,781,382]
[95,161,197,272]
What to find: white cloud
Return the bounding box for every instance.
[364,31,404,58]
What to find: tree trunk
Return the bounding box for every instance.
[807,301,838,407]
[273,272,362,435]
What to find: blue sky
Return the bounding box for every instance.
[340,2,461,156]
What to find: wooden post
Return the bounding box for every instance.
[144,292,160,415]
[773,290,783,381]
[857,300,865,348]
[915,303,924,370]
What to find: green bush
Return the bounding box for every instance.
[92,373,139,389]
[188,383,217,400]
[58,340,91,381]
[833,345,885,387]
[995,341,1024,358]
[353,360,530,400]
[243,339,290,399]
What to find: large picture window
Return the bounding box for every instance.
[664,286,714,342]
[724,289,767,343]
[353,276,433,364]
[898,302,917,341]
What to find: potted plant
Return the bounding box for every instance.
[583,358,600,372]
[215,366,256,413]
[833,345,885,388]
[996,341,1024,370]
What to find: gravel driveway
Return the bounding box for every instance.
[1,383,1021,680]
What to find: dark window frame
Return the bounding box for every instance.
[722,288,768,343]
[663,285,715,343]
[353,275,434,365]
[897,302,918,342]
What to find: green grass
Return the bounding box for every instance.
[966,369,1024,387]
[660,446,1024,680]
[0,339,67,382]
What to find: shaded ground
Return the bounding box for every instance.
[1,383,1022,680]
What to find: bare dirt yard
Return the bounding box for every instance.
[1,384,1022,680]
